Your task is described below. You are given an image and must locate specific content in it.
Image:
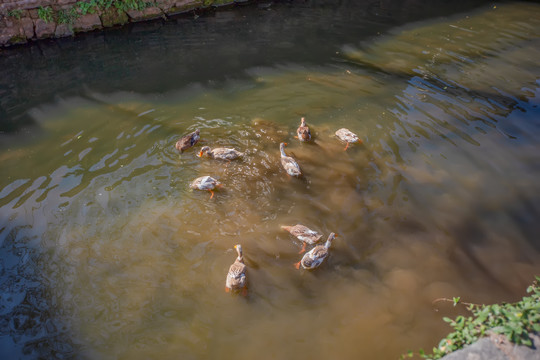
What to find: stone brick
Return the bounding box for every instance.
[176,0,201,7]
[155,0,174,12]
[99,8,129,27]
[0,18,26,46]
[20,16,33,39]
[126,7,163,22]
[167,0,201,15]
[72,13,101,32]
[56,0,76,5]
[54,22,72,37]
[100,8,129,27]
[25,0,52,8]
[28,8,38,19]
[34,18,55,38]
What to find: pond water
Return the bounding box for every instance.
[1,0,539,359]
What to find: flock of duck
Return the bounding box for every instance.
[174,117,362,295]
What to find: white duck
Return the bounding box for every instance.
[295,233,336,270]
[279,142,302,177]
[335,128,362,150]
[281,224,323,254]
[189,175,222,199]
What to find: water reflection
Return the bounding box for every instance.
[1,1,540,359]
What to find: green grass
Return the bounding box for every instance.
[13,1,154,28]
[403,276,540,359]
[76,0,153,14]
[56,8,80,25]
[7,9,24,20]
[37,6,54,23]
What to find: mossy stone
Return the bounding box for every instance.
[9,34,27,45]
[100,8,129,28]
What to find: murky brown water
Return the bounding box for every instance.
[1,1,539,359]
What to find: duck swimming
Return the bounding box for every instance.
[281,224,323,254]
[189,175,222,199]
[225,244,247,296]
[279,142,302,177]
[295,233,336,270]
[198,146,244,161]
[175,129,200,152]
[335,128,362,150]
[296,117,311,142]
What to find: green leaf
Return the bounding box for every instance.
[417,278,539,359]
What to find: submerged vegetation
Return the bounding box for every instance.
[404,277,540,359]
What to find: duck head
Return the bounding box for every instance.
[234,244,243,259]
[199,146,211,157]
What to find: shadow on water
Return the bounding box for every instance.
[0,0,539,359]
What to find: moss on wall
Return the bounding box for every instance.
[0,0,246,47]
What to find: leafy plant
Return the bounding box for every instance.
[114,0,152,12]
[7,9,23,20]
[76,1,97,15]
[96,0,115,10]
[56,8,80,25]
[75,0,152,16]
[37,6,54,23]
[403,277,540,359]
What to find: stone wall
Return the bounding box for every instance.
[0,0,244,46]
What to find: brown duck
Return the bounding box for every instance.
[281,224,323,254]
[295,233,336,270]
[198,146,244,161]
[296,117,311,142]
[175,129,200,152]
[279,142,302,177]
[225,244,247,296]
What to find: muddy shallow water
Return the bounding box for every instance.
[0,1,539,359]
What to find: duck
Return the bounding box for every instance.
[198,146,244,161]
[189,175,222,199]
[281,224,323,254]
[279,142,302,177]
[225,244,247,296]
[175,129,200,152]
[335,128,362,150]
[296,117,311,142]
[295,233,336,270]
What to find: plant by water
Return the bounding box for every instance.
[403,276,540,359]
